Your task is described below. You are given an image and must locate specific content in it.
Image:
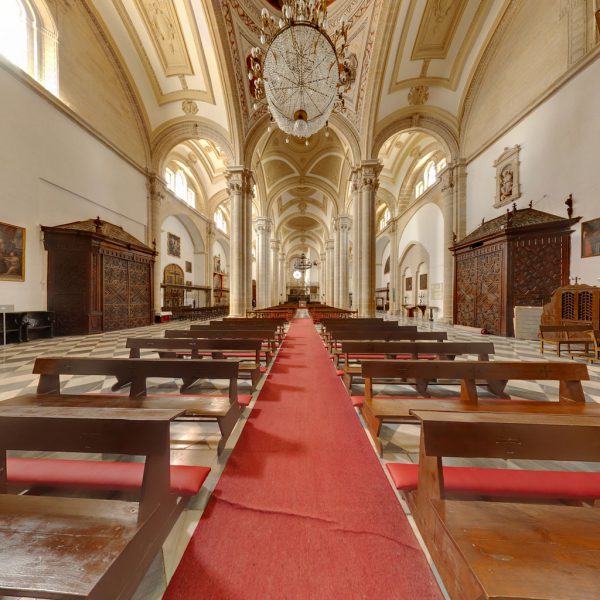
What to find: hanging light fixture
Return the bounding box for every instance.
[247,1,357,140]
[293,252,315,271]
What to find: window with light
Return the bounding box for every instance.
[379,207,391,231]
[214,207,228,234]
[165,166,196,209]
[0,0,59,95]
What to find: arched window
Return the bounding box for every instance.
[437,158,447,172]
[0,0,58,95]
[378,207,391,231]
[214,207,227,234]
[425,161,437,189]
[165,166,197,209]
[415,181,424,197]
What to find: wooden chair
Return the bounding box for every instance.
[0,404,209,599]
[360,360,589,455]
[539,324,594,356]
[403,410,600,600]
[29,357,243,454]
[340,341,495,393]
[126,337,266,391]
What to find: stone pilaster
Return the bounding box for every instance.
[279,251,286,304]
[440,165,455,323]
[319,252,326,303]
[357,160,383,317]
[334,214,352,309]
[388,220,399,315]
[325,238,335,306]
[147,174,165,314]
[254,217,272,309]
[350,168,360,311]
[270,239,280,305]
[226,167,254,317]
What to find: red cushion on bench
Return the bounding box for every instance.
[351,396,364,407]
[7,457,210,496]
[223,352,258,358]
[386,463,600,500]
[238,394,252,406]
[347,354,388,360]
[336,369,345,377]
[259,367,267,373]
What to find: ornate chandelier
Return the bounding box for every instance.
[247,1,357,141]
[293,253,314,271]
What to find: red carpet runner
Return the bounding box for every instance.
[165,317,442,599]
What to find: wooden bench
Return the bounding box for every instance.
[399,410,600,600]
[0,404,210,599]
[569,329,600,363]
[30,356,244,454]
[361,360,589,455]
[173,328,279,353]
[340,341,495,392]
[539,323,594,356]
[328,329,445,364]
[197,320,284,341]
[126,337,266,391]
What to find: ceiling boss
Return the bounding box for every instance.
[247,0,357,144]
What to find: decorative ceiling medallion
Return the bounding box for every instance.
[247,1,357,140]
[181,99,199,114]
[407,85,429,105]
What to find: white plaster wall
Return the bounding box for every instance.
[397,203,445,315]
[379,241,391,288]
[0,68,148,310]
[213,240,228,274]
[160,216,196,283]
[466,56,600,284]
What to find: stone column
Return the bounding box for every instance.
[357,160,383,317]
[279,251,286,304]
[440,165,455,323]
[254,217,272,309]
[270,239,280,305]
[325,238,335,306]
[335,214,352,309]
[226,167,253,317]
[350,168,360,312]
[319,251,326,303]
[147,175,165,314]
[388,220,399,315]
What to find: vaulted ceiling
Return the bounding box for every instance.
[88,0,511,253]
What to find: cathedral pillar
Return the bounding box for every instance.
[254,217,272,309]
[270,239,280,305]
[226,167,254,317]
[334,214,352,309]
[279,251,286,304]
[325,238,335,306]
[389,220,399,315]
[148,175,165,314]
[350,168,360,311]
[206,224,215,306]
[357,160,382,317]
[440,166,455,323]
[319,252,326,303]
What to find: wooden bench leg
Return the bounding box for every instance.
[414,378,431,397]
[180,377,198,392]
[487,379,509,398]
[111,376,132,392]
[360,402,383,457]
[250,368,261,392]
[342,372,353,393]
[216,403,243,455]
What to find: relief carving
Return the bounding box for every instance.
[493,145,521,208]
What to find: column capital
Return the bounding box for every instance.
[325,238,335,251]
[254,216,272,234]
[359,160,383,191]
[147,173,167,205]
[270,239,280,251]
[225,167,254,196]
[335,214,352,231]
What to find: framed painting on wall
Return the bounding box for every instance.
[405,276,413,291]
[419,273,428,290]
[582,217,600,258]
[0,221,25,281]
[167,233,181,257]
[185,260,192,273]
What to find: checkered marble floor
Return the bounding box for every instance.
[1,315,599,599]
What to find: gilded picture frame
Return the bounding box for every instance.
[581,217,600,258]
[167,232,181,258]
[0,221,25,281]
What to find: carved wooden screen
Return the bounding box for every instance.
[103,254,129,332]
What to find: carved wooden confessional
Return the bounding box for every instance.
[451,206,579,336]
[42,218,156,335]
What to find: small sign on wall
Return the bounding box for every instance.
[431,282,443,300]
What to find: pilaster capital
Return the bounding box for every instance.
[325,238,335,251]
[254,216,273,234]
[350,167,361,193]
[147,174,166,205]
[270,239,280,251]
[359,160,383,192]
[335,214,352,232]
[225,167,254,197]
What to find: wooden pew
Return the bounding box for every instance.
[539,323,594,356]
[328,329,445,364]
[175,327,279,353]
[340,341,495,392]
[360,360,589,455]
[197,320,284,341]
[0,404,210,600]
[126,337,266,391]
[30,357,244,454]
[402,410,600,600]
